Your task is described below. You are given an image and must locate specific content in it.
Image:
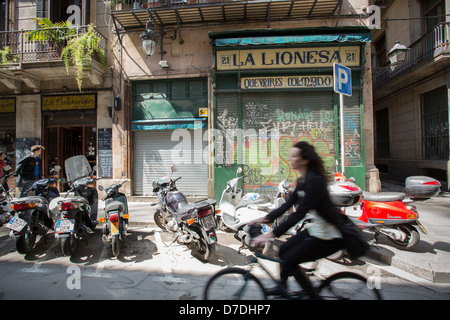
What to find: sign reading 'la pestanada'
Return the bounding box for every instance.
[216,46,360,70]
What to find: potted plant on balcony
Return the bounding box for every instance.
[0,46,19,66]
[26,18,76,58]
[61,24,107,91]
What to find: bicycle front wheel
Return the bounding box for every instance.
[318,272,383,300]
[203,267,267,300]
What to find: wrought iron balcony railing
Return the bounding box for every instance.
[373,22,450,89]
[110,0,248,10]
[0,25,107,66]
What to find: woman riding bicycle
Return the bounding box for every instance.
[252,141,346,300]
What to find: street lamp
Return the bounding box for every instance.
[388,41,408,70]
[140,20,159,56]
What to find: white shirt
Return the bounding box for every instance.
[304,210,342,240]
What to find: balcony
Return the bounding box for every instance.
[373,22,450,92]
[110,0,342,30]
[0,25,107,93]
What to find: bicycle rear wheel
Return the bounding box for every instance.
[318,272,383,300]
[203,267,267,300]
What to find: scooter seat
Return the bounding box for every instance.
[362,191,405,202]
[67,196,89,205]
[107,201,125,212]
[236,198,266,209]
[248,203,273,212]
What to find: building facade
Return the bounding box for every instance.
[0,0,114,192]
[371,0,450,190]
[1,0,379,198]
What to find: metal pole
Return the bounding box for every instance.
[340,93,345,176]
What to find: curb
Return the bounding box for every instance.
[367,246,450,284]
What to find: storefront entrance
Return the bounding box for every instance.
[44,113,96,186]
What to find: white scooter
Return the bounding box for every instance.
[216,167,271,231]
[217,167,292,252]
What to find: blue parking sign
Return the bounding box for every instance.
[333,63,352,96]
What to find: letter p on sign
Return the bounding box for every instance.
[333,63,352,97]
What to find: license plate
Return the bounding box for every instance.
[55,219,74,233]
[6,217,27,232]
[110,221,119,234]
[201,215,216,229]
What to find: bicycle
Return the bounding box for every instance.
[203,251,383,300]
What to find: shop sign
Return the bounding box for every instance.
[217,46,360,70]
[199,108,208,117]
[42,94,96,111]
[0,98,15,113]
[241,75,333,90]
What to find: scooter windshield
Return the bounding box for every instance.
[65,155,92,182]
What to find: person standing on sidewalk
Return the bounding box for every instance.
[15,145,45,197]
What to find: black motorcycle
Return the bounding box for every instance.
[152,165,218,262]
[55,156,99,257]
[7,170,61,254]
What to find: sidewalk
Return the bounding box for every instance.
[364,179,450,283]
[118,180,450,284]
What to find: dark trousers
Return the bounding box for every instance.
[278,229,344,299]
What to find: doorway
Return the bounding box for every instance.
[44,114,97,187]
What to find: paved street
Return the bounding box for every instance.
[0,216,449,301]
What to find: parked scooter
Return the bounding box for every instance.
[216,167,271,232]
[98,172,129,257]
[6,166,62,254]
[152,165,218,262]
[54,155,99,256]
[217,167,295,253]
[335,171,439,249]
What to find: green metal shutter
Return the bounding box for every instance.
[215,92,239,166]
[342,90,362,167]
[241,91,335,196]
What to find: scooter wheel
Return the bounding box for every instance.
[387,224,420,248]
[16,230,36,254]
[112,234,121,257]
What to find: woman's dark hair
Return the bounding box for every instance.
[293,141,327,178]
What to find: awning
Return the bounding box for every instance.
[214,33,371,46]
[111,0,342,30]
[131,118,206,131]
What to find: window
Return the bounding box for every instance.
[0,0,12,32]
[421,86,449,160]
[133,78,208,120]
[375,108,390,158]
[374,34,387,68]
[423,0,445,33]
[37,0,90,25]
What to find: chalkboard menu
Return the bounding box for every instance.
[98,128,112,177]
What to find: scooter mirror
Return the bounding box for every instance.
[236,167,242,176]
[171,165,178,172]
[98,185,104,191]
[54,165,61,172]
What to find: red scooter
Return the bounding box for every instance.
[333,172,440,249]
